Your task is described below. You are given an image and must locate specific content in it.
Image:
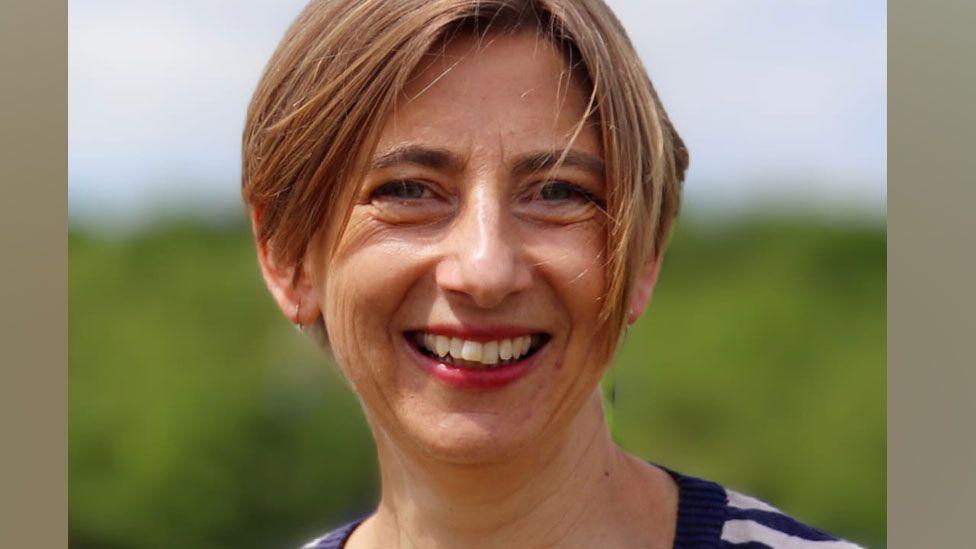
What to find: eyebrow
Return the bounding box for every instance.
[369,145,605,178]
[370,145,463,172]
[510,149,605,178]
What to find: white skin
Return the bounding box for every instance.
[257,31,674,548]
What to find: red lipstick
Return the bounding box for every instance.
[403,326,549,390]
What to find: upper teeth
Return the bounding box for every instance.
[418,333,535,366]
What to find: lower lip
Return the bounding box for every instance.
[404,336,546,390]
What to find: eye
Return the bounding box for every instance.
[365,178,453,225]
[537,181,601,205]
[514,180,604,225]
[371,179,433,201]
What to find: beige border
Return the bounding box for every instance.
[7,0,976,546]
[889,0,976,546]
[0,0,68,546]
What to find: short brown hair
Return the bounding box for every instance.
[242,0,688,350]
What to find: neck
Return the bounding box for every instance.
[358,391,671,549]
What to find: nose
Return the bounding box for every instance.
[435,186,532,309]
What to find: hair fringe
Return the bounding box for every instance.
[241,0,687,358]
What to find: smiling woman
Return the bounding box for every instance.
[315,32,614,468]
[240,1,862,548]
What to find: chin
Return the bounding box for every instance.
[409,409,540,465]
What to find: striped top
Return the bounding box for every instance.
[301,466,862,548]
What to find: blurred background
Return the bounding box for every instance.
[69,1,886,547]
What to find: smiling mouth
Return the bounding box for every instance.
[406,331,550,368]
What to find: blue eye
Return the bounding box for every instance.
[372,180,431,200]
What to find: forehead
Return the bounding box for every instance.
[376,31,601,159]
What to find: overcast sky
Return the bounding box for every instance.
[69,0,886,228]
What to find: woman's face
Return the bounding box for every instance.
[312,32,609,463]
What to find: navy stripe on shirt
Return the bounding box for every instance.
[719,541,775,549]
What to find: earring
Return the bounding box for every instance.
[293,302,303,333]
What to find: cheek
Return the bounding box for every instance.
[526,221,608,394]
[525,221,606,322]
[320,217,432,386]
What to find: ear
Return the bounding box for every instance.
[251,207,321,327]
[627,250,665,325]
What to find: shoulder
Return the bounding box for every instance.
[718,488,863,548]
[299,518,364,549]
[663,466,864,548]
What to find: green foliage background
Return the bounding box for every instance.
[69,217,885,548]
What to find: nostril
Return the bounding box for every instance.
[436,255,531,309]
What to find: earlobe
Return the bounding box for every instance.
[251,207,321,327]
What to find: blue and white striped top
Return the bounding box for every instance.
[301,466,863,548]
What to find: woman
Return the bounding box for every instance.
[242,1,861,547]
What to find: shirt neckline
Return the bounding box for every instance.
[656,464,728,547]
[320,464,727,548]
